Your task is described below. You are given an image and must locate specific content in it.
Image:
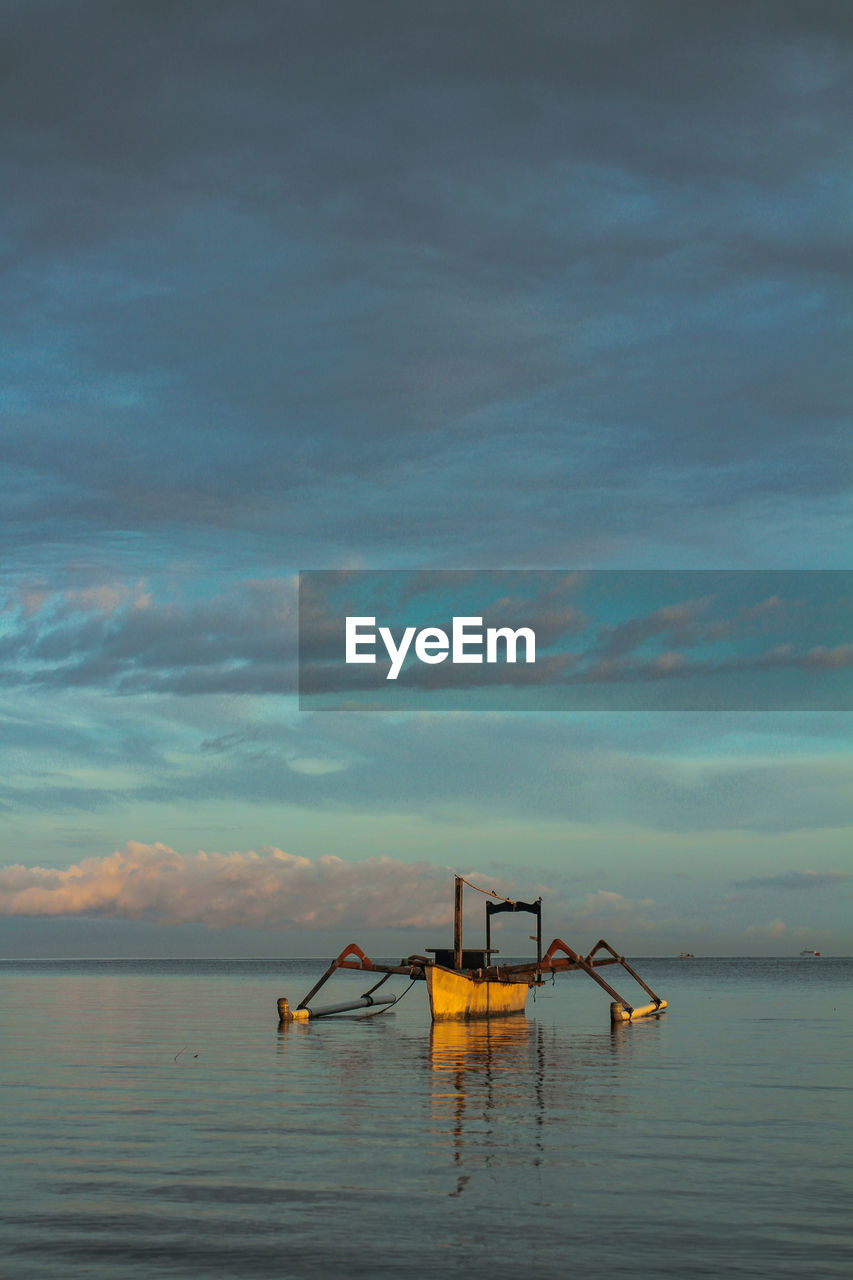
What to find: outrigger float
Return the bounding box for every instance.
[278,877,667,1027]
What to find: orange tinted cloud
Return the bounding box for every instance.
[0,842,455,930]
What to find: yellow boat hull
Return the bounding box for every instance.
[426,965,530,1021]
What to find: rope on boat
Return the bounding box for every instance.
[355,975,419,1019]
[455,874,517,906]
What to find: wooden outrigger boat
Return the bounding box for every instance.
[278,876,667,1027]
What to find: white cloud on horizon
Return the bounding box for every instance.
[0,842,669,944]
[0,842,456,931]
[2,841,848,955]
[745,918,789,939]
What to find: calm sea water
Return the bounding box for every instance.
[1,956,850,1279]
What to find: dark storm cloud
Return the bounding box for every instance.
[1,1,849,568]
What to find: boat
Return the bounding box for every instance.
[278,876,667,1027]
[799,948,821,957]
[678,952,695,959]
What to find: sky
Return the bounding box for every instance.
[1,0,850,957]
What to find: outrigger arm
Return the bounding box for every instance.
[277,944,426,1022]
[519,937,667,1022]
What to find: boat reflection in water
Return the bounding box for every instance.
[426,1003,668,1195]
[428,1017,544,1192]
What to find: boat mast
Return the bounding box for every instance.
[453,875,463,970]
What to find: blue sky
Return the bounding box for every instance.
[1,1,850,956]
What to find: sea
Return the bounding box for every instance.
[1,956,850,1280]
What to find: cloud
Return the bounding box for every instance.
[596,598,716,658]
[537,888,663,941]
[732,870,851,891]
[0,577,298,695]
[2,700,848,837]
[1,3,849,573]
[802,645,853,670]
[10,569,847,705]
[297,570,852,709]
[0,839,672,948]
[0,842,459,930]
[575,889,634,915]
[745,918,788,939]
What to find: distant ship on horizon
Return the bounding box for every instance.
[799,948,821,957]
